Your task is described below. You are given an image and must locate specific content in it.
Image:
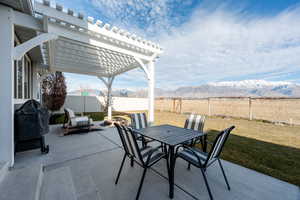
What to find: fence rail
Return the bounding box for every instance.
[155,97,300,125]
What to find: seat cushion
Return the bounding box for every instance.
[177,147,208,167]
[75,116,89,122]
[70,116,90,127]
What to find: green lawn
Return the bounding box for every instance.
[153,111,300,186]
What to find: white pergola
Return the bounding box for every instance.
[0,0,162,166]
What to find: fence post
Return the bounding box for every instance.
[179,98,182,114]
[249,97,253,120]
[208,98,211,116]
[83,96,86,113]
[172,98,175,113]
[159,98,161,111]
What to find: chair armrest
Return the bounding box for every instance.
[175,144,186,155]
[145,145,164,164]
[129,127,144,138]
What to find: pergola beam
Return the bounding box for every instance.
[50,64,110,77]
[13,9,43,31]
[13,33,58,60]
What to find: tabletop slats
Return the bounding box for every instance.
[134,124,205,146]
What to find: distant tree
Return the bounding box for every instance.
[41,72,67,111]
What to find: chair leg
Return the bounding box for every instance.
[203,135,208,152]
[141,137,147,148]
[187,163,191,170]
[131,157,134,167]
[218,159,231,190]
[200,137,205,150]
[166,157,170,181]
[200,168,214,200]
[115,154,126,185]
[136,167,148,200]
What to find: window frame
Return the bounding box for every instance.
[14,33,33,103]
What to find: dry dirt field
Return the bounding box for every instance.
[156,98,300,125]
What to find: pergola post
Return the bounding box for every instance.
[0,5,15,166]
[99,76,114,120]
[107,78,113,120]
[148,60,155,125]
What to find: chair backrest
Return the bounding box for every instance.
[130,113,148,130]
[65,108,75,118]
[184,114,205,132]
[114,123,143,163]
[205,126,235,165]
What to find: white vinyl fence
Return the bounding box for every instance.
[62,95,148,113]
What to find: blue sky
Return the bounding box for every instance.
[54,0,300,91]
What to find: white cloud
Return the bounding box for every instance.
[90,0,171,36]
[156,5,300,88]
[63,1,300,91]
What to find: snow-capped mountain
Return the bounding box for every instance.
[207,80,294,89]
[156,80,300,98]
[68,80,300,98]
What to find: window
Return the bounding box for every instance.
[14,34,34,101]
[14,60,17,98]
[24,59,29,99]
[14,55,33,100]
[17,60,23,99]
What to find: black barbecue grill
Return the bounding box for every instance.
[15,99,50,154]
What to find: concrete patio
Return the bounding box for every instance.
[0,123,299,200]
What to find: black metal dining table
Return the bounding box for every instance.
[133,124,206,199]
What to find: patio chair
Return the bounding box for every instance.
[130,113,148,129]
[184,114,206,147]
[129,113,155,147]
[114,123,166,200]
[184,114,206,170]
[175,126,235,200]
[63,108,93,135]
